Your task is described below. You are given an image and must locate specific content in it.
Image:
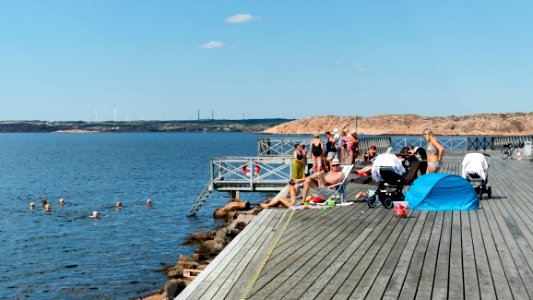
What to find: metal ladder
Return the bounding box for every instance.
[187,176,212,217]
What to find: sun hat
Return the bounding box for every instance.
[332,158,340,165]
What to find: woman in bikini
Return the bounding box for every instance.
[423,128,444,173]
[310,133,324,173]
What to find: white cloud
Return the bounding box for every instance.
[199,41,224,49]
[353,64,366,72]
[226,14,261,24]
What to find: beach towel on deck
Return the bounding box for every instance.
[405,173,479,211]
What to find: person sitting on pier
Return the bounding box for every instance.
[260,159,345,208]
[361,144,378,162]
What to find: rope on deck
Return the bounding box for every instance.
[240,208,295,300]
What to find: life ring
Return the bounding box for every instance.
[242,162,261,176]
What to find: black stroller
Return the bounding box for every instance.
[462,153,492,199]
[368,167,406,209]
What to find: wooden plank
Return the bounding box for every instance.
[273,208,388,299]
[191,209,283,299]
[431,211,452,300]
[460,210,480,300]
[351,211,422,299]
[468,210,497,300]
[326,214,402,299]
[305,211,397,299]
[384,211,435,300]
[207,209,294,299]
[249,205,383,299]
[259,205,358,277]
[178,209,281,299]
[413,211,444,300]
[449,211,464,300]
[484,198,533,298]
[475,208,514,299]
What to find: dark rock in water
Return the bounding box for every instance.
[214,201,251,219]
[162,279,189,299]
[213,207,228,219]
[182,231,214,245]
[165,265,184,279]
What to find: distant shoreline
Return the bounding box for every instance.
[0,119,292,134]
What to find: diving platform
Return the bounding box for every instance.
[179,153,533,299]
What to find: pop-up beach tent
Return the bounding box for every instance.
[405,173,479,210]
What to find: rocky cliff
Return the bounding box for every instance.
[262,112,533,136]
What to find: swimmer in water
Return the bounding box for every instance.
[41,199,47,206]
[116,201,122,209]
[30,202,36,209]
[146,199,152,208]
[44,204,51,212]
[89,211,100,218]
[59,198,65,206]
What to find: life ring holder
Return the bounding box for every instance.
[242,162,261,176]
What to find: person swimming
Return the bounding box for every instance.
[89,211,100,218]
[59,198,65,206]
[146,199,152,208]
[116,201,122,209]
[29,202,36,209]
[44,204,51,212]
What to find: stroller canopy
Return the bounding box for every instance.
[406,173,479,211]
[462,152,489,180]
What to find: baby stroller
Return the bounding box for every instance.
[368,167,406,209]
[462,153,492,199]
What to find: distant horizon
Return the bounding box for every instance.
[0,111,531,123]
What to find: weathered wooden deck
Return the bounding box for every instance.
[178,153,533,299]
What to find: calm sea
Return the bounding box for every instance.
[0,132,274,299]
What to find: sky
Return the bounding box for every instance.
[0,0,532,121]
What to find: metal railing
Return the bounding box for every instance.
[210,157,292,191]
[257,137,391,157]
[391,136,467,152]
[493,135,533,150]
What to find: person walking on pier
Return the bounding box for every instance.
[423,128,444,173]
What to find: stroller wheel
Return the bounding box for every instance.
[478,187,483,200]
[368,195,377,208]
[383,197,393,209]
[488,186,492,199]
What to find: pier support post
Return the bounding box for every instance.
[229,191,240,202]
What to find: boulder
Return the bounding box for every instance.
[182,231,214,245]
[163,279,187,299]
[165,265,183,279]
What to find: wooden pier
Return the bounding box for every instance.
[179,153,533,299]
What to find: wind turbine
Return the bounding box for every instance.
[94,110,98,122]
[114,105,117,122]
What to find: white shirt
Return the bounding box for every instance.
[371,153,406,182]
[462,153,488,180]
[334,133,342,149]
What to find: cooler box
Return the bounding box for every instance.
[525,141,532,156]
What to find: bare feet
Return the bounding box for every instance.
[260,203,269,208]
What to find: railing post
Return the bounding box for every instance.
[209,158,214,190]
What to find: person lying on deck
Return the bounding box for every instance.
[260,159,345,208]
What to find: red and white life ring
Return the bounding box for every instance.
[242,162,261,176]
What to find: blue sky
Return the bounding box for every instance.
[0,0,532,121]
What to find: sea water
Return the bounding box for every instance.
[0,132,272,299]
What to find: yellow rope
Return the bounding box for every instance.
[240,209,295,300]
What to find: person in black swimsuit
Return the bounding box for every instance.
[310,133,324,173]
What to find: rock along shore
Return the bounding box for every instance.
[142,202,263,300]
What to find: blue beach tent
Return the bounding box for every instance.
[406,173,479,211]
